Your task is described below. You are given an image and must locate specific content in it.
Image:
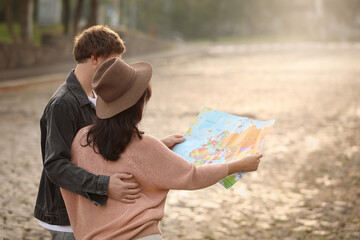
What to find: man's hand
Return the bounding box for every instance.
[107,173,141,203]
[161,134,185,150]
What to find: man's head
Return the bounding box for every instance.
[73,25,126,63]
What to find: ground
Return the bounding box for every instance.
[0,42,359,240]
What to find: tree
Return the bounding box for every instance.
[4,0,18,44]
[73,0,84,34]
[62,0,71,35]
[73,0,98,34]
[19,0,34,44]
[86,0,98,28]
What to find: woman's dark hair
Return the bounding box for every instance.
[84,85,152,161]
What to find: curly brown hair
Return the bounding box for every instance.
[73,25,126,63]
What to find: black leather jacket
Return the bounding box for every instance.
[34,71,110,225]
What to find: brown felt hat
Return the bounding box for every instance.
[92,57,152,119]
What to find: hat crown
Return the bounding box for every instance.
[92,57,153,119]
[92,58,136,103]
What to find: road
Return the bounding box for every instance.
[0,43,359,240]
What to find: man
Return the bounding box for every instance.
[34,25,140,239]
[34,25,185,239]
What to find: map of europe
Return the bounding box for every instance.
[173,107,275,189]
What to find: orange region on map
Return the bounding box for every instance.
[221,124,273,150]
[189,123,273,165]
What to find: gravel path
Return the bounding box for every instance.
[0,43,359,240]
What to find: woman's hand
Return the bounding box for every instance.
[161,134,185,150]
[228,153,263,175]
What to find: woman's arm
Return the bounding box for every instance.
[132,135,262,191]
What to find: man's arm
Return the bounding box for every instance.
[44,103,140,205]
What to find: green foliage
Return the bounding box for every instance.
[0,23,63,45]
[2,0,360,44]
[33,24,64,46]
[0,23,20,43]
[119,0,360,41]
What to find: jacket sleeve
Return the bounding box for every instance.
[132,135,229,190]
[43,103,109,206]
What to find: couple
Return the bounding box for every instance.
[34,25,263,240]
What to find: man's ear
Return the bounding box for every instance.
[90,55,99,65]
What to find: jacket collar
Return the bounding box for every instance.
[66,70,91,107]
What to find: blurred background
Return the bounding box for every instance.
[0,0,359,239]
[1,0,360,70]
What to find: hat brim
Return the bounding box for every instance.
[96,61,152,119]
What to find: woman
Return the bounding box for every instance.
[61,58,262,240]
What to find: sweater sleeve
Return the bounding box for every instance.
[130,135,229,190]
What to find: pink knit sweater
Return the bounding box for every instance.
[61,127,229,240]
